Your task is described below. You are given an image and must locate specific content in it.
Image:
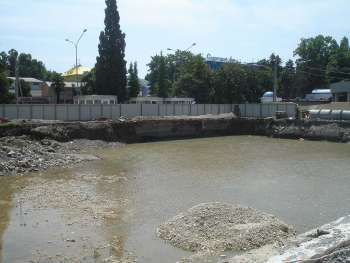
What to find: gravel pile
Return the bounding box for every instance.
[157,202,295,258]
[0,136,120,176]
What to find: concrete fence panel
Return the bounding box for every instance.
[110,105,121,120]
[18,105,31,119]
[42,105,55,120]
[121,104,140,118]
[142,104,159,117]
[32,105,44,119]
[174,104,184,115]
[67,105,80,121]
[101,105,112,119]
[56,105,68,121]
[90,105,103,120]
[0,103,297,121]
[196,104,205,115]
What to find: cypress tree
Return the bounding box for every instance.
[95,0,127,102]
[128,62,140,98]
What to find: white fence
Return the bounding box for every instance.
[0,103,297,121]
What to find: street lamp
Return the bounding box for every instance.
[65,28,87,89]
[166,43,197,82]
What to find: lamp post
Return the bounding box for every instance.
[65,29,87,90]
[167,43,197,83]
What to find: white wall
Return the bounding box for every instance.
[0,103,297,121]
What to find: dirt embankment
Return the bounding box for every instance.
[1,116,350,148]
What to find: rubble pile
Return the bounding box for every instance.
[0,136,120,176]
[157,202,295,262]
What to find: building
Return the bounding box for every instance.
[330,81,350,102]
[305,89,332,102]
[73,95,118,105]
[129,97,195,104]
[62,65,91,83]
[45,81,82,104]
[205,54,238,70]
[8,77,51,103]
[8,77,47,97]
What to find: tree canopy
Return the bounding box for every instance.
[127,62,140,98]
[95,0,127,102]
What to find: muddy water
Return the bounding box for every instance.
[1,136,350,263]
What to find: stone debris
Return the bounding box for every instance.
[0,136,122,176]
[157,202,295,262]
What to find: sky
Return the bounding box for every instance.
[0,0,349,78]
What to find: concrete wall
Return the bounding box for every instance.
[0,103,297,121]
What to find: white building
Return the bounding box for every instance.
[74,95,118,105]
[330,81,350,102]
[305,89,332,102]
[129,96,195,104]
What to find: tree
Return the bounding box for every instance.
[19,80,31,97]
[0,72,14,104]
[212,63,248,104]
[95,0,127,102]
[51,73,65,104]
[174,55,212,103]
[280,60,296,99]
[128,62,140,98]
[157,55,171,98]
[294,35,339,95]
[81,69,96,95]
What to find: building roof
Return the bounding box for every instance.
[74,95,118,100]
[46,81,83,88]
[330,81,350,93]
[62,66,91,77]
[312,89,331,94]
[8,77,43,83]
[130,96,195,102]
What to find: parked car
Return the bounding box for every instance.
[260,91,282,103]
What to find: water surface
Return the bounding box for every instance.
[1,136,350,263]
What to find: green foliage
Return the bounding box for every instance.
[51,73,65,104]
[212,64,249,104]
[128,62,140,98]
[279,60,296,99]
[0,71,15,104]
[174,55,212,103]
[0,49,53,81]
[294,35,339,94]
[81,69,96,95]
[19,79,31,97]
[95,0,127,102]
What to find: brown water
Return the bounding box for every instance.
[1,136,350,263]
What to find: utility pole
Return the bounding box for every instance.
[273,61,278,102]
[15,57,20,104]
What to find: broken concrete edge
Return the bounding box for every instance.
[228,215,350,263]
[265,215,350,263]
[0,116,350,143]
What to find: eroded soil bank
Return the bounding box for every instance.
[1,115,350,144]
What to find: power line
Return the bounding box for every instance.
[297,69,350,81]
[300,65,350,76]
